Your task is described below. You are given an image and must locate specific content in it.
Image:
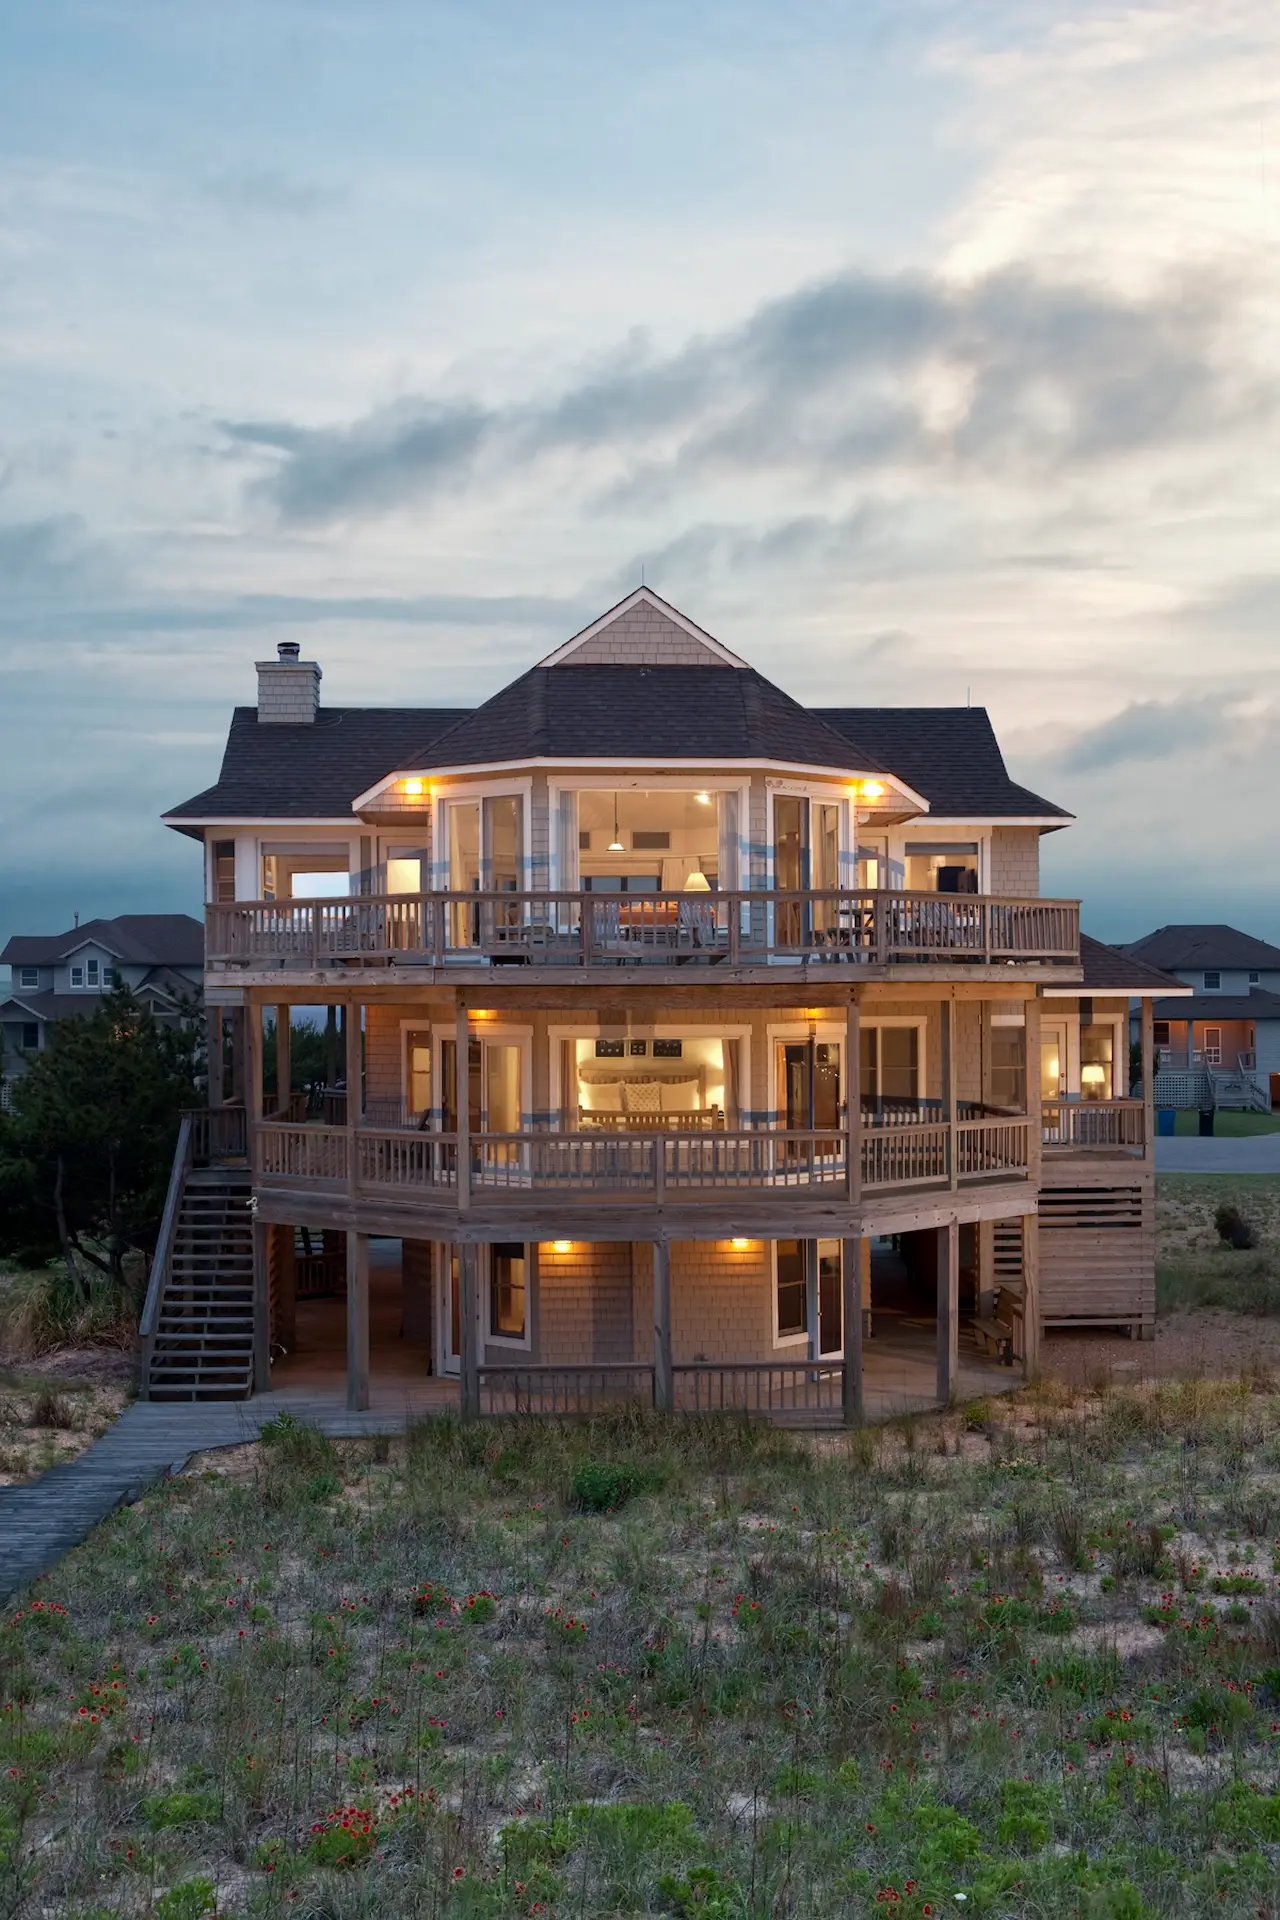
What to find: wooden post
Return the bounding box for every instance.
[346,1230,370,1412]
[942,995,957,1190]
[208,1006,226,1107]
[459,1242,480,1417]
[1026,993,1043,1188]
[245,1001,263,1184]
[274,1005,291,1116]
[805,1239,820,1362]
[652,1240,673,1411]
[455,994,471,1213]
[1020,1212,1041,1379]
[277,1221,297,1353]
[936,1217,959,1405]
[977,1218,996,1318]
[1141,997,1155,1160]
[228,1006,246,1106]
[846,993,862,1204]
[841,1236,863,1426]
[344,1001,361,1200]
[252,1217,271,1394]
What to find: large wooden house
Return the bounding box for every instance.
[150,589,1179,1417]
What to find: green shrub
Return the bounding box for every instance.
[143,1788,221,1829]
[1215,1203,1259,1250]
[154,1881,216,1920]
[259,1411,337,1473]
[571,1458,648,1512]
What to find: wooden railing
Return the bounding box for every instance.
[478,1363,656,1415]
[140,1111,194,1393]
[207,887,1080,972]
[1042,1099,1146,1153]
[191,1105,248,1166]
[254,1113,1033,1202]
[673,1361,846,1416]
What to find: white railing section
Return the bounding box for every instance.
[207,887,1080,972]
[1042,1100,1146,1152]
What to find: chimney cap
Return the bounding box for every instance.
[277,640,302,663]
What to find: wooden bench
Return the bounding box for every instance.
[970,1285,1024,1365]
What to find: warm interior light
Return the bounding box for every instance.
[684,870,711,891]
[1080,1064,1107,1086]
[608,790,624,852]
[696,791,712,804]
[860,780,886,799]
[730,1238,750,1251]
[552,1240,572,1253]
[403,778,424,797]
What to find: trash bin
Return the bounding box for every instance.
[1199,1108,1215,1137]
[1156,1109,1176,1137]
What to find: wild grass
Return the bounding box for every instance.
[1157,1175,1280,1314]
[0,1259,137,1360]
[5,1382,1280,1917]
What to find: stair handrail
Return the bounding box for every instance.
[140,1110,194,1395]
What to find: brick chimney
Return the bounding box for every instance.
[256,640,321,723]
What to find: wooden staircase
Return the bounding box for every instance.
[142,1110,256,1401]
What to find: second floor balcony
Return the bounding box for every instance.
[207,886,1081,979]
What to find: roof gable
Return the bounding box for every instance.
[537,588,748,669]
[2,915,204,969]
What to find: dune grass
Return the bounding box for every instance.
[5,1383,1280,1917]
[1157,1176,1280,1314]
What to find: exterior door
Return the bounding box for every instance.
[817,1240,842,1356]
[1041,1021,1068,1100]
[439,1245,461,1376]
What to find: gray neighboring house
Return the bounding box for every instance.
[1122,924,1280,1110]
[0,914,204,1094]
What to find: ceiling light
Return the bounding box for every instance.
[552,1240,572,1253]
[403,778,424,796]
[696,791,711,804]
[730,1238,750,1250]
[608,792,624,853]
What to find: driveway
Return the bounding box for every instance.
[1155,1134,1280,1175]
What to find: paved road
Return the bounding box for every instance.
[1155,1135,1280,1175]
[0,1388,445,1608]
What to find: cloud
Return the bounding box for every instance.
[203,167,338,218]
[1056,695,1237,774]
[0,515,119,598]
[223,263,1259,524]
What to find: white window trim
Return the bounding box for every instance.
[69,964,86,989]
[765,784,857,890]
[548,1020,753,1122]
[18,968,39,989]
[547,776,751,893]
[894,829,991,894]
[253,834,358,902]
[399,1018,435,1118]
[427,1020,535,1132]
[430,776,534,891]
[769,1237,847,1355]
[767,1017,929,1117]
[484,1242,532,1351]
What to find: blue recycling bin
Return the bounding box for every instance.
[1156,1109,1175,1137]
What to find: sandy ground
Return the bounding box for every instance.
[1041,1309,1280,1388]
[0,1354,133,1485]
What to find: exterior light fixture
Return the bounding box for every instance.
[552,1240,572,1253]
[608,793,624,853]
[861,780,886,799]
[730,1238,750,1250]
[403,778,424,796]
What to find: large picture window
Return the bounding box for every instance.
[775,1241,806,1340]
[904,843,979,893]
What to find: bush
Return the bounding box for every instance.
[0,1261,136,1359]
[28,1388,76,1430]
[259,1411,337,1473]
[571,1459,649,1512]
[1215,1204,1259,1251]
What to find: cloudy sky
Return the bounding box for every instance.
[3,1,1278,948]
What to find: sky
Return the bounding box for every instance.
[2,0,1279,950]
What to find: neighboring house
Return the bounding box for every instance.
[145,589,1179,1409]
[1122,925,1280,1109]
[0,915,204,1089]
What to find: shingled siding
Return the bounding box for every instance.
[532,1241,635,1365]
[560,606,726,666]
[989,826,1040,896]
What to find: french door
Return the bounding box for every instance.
[773,797,843,947]
[441,1035,525,1171]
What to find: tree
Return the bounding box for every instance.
[0,980,202,1293]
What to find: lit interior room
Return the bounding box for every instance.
[569,1034,735,1129]
[576,789,724,890]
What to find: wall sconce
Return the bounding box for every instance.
[859,779,886,800]
[552,1240,572,1253]
[403,778,424,797]
[730,1238,750,1250]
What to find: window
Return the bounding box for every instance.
[1250,971,1260,985]
[405,1028,431,1118]
[1202,1027,1222,1067]
[775,1241,807,1340]
[1153,1022,1170,1047]
[18,966,38,989]
[212,839,236,904]
[21,1023,39,1051]
[860,1024,922,1112]
[989,1018,1026,1111]
[86,959,100,987]
[1080,1024,1115,1101]
[489,1243,527,1341]
[904,843,980,893]
[1203,971,1221,991]
[70,965,85,988]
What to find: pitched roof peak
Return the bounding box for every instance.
[537,587,749,669]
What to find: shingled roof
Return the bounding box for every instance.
[2,915,204,968]
[815,707,1070,822]
[164,708,464,826]
[1069,934,1187,996]
[1124,925,1280,972]
[399,665,889,778]
[1151,988,1280,1022]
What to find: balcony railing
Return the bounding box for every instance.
[207,888,1080,972]
[254,1114,1033,1204]
[1042,1099,1145,1153]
